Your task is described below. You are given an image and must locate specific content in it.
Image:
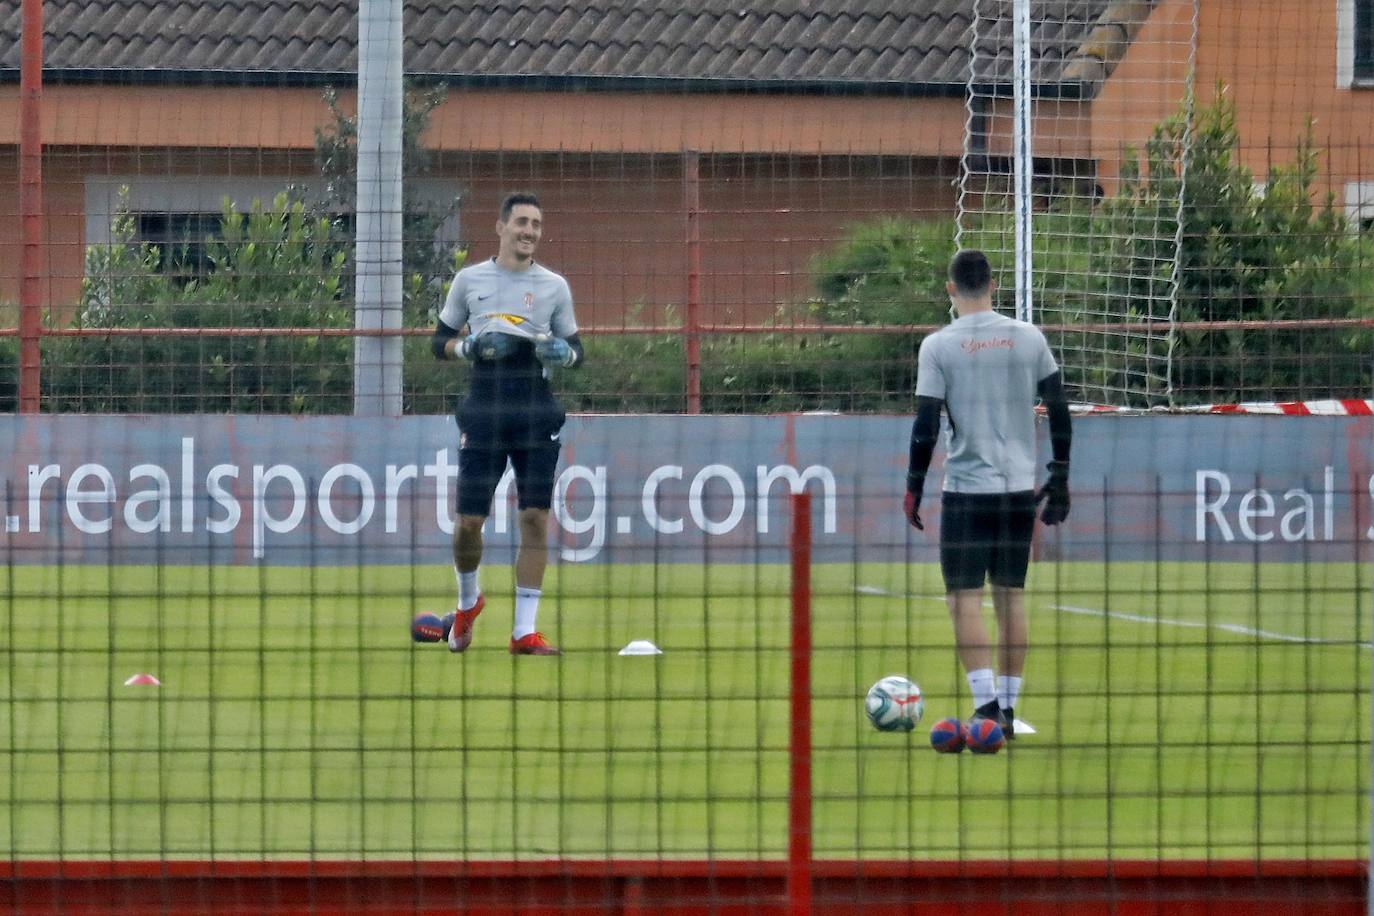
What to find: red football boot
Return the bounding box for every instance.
[446,594,485,653]
[508,631,561,656]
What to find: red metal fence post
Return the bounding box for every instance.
[788,491,813,914]
[18,0,44,413]
[684,149,702,415]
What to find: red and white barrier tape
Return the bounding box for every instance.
[1065,399,1374,416]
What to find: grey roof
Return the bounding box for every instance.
[0,1,1130,93]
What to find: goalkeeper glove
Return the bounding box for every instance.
[1035,460,1070,525]
[459,332,518,362]
[903,475,925,531]
[534,334,575,368]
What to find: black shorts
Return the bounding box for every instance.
[455,394,566,517]
[939,491,1037,591]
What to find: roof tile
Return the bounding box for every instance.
[1,0,1129,90]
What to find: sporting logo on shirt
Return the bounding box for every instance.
[492,313,529,326]
[961,337,1015,354]
[524,292,535,311]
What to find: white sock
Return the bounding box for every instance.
[997,675,1022,712]
[513,587,541,639]
[457,569,480,611]
[966,668,997,710]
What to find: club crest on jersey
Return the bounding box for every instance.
[524,291,534,310]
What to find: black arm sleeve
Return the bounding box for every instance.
[907,396,943,489]
[432,318,459,360]
[564,332,586,368]
[1037,371,1072,463]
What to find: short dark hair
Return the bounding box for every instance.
[499,192,541,222]
[948,249,992,295]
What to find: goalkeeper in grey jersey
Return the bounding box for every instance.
[904,249,1072,739]
[430,192,585,656]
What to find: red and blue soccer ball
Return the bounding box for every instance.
[411,612,445,643]
[929,716,966,753]
[965,717,1005,754]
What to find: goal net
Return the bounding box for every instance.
[958,0,1199,407]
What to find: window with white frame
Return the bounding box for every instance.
[1339,0,1374,86]
[85,176,462,282]
[1347,181,1374,233]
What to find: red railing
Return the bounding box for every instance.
[3,856,1365,914]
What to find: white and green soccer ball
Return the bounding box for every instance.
[864,675,925,732]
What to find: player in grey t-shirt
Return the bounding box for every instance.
[904,249,1072,743]
[429,192,585,656]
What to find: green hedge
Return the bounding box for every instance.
[19,91,1372,415]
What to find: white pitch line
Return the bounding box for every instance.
[1052,603,1372,649]
[859,585,1371,649]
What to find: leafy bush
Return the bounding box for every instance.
[810,217,957,327]
[1148,95,1373,401]
[45,195,355,413]
[314,84,460,326]
[959,91,1372,405]
[34,88,1370,415]
[44,84,465,414]
[558,331,687,414]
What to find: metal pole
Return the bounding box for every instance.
[18,0,44,413]
[684,150,702,415]
[354,0,405,416]
[1013,0,1034,323]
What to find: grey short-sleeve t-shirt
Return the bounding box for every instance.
[915,311,1058,494]
[438,258,578,340]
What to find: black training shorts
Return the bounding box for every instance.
[938,491,1037,591]
[455,391,566,518]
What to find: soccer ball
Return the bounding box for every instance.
[411,612,445,643]
[864,675,925,732]
[965,717,1005,754]
[929,716,966,753]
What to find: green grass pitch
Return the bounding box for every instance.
[0,560,1367,861]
